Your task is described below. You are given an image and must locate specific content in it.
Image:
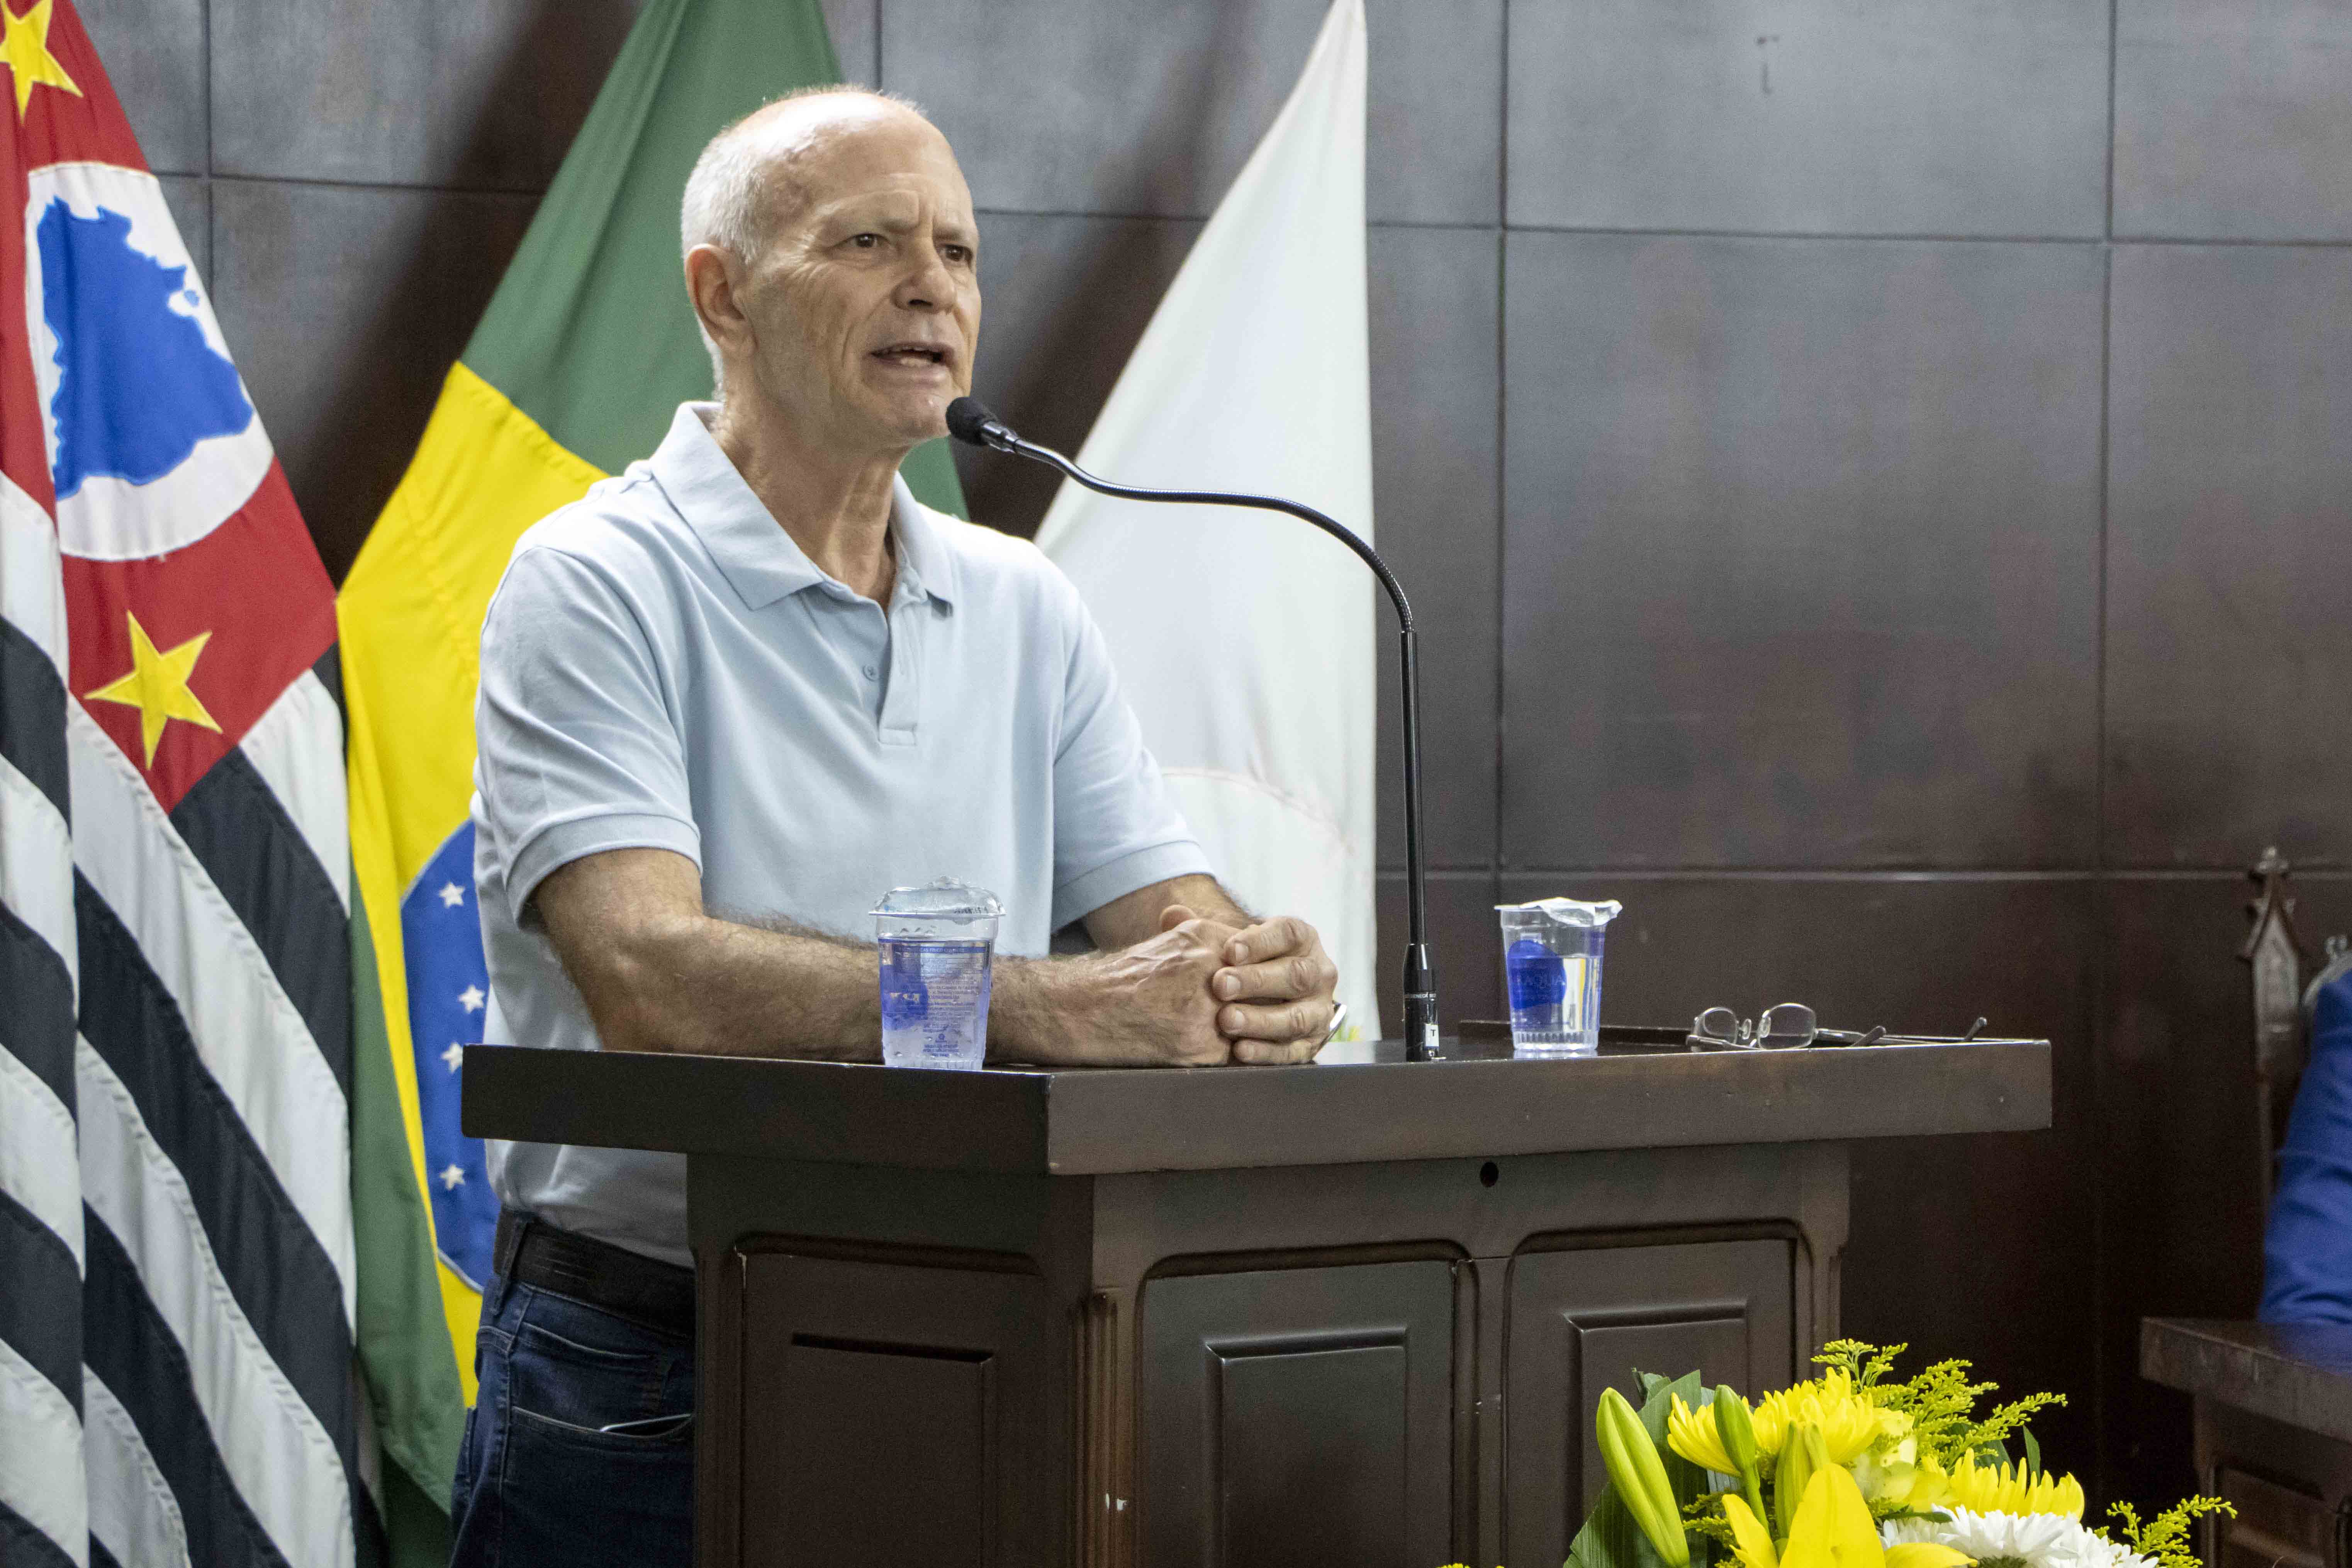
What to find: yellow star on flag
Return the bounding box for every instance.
[83,611,221,768]
[0,0,79,121]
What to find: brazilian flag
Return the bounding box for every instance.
[338,0,967,1557]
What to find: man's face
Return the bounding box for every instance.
[730,107,981,449]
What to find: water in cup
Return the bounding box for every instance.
[1495,897,1622,1054]
[872,878,1004,1069]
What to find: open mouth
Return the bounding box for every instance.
[872,343,950,369]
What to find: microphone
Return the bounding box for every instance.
[945,395,1441,1057]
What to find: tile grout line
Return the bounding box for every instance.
[152,174,2352,249]
[2092,0,2120,1505]
[1492,0,1510,913]
[165,174,2352,249]
[2106,0,2122,244]
[1500,224,2352,250]
[1393,867,2352,883]
[199,171,549,200]
[201,0,212,281]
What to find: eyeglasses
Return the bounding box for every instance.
[1687,1002,1817,1050]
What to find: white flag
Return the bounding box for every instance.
[1036,0,1378,1036]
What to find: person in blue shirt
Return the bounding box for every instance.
[2263,959,2352,1321]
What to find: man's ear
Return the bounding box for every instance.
[685,244,752,360]
[1159,903,1198,933]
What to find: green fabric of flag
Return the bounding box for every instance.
[350,888,464,1565]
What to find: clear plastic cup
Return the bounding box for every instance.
[1496,897,1622,1054]
[872,878,1004,1069]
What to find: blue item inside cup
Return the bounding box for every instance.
[1506,937,1566,1011]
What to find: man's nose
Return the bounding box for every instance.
[895,243,954,312]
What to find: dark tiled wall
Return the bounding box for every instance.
[92,0,2352,1515]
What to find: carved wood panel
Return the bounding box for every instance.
[735,1249,1054,1566]
[1503,1236,1796,1568]
[1135,1259,1457,1568]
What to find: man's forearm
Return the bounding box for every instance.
[537,850,1242,1067]
[562,908,886,1059]
[1082,872,1251,950]
[596,918,1217,1067]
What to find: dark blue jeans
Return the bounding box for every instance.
[448,1271,694,1567]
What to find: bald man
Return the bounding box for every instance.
[447,88,1341,1561]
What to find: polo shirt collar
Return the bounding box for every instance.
[888,473,961,610]
[650,402,958,612]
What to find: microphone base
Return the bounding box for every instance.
[1401,944,1439,1062]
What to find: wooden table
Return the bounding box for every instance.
[465,1035,2050,1568]
[2143,1318,2352,1568]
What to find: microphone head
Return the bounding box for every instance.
[945,396,1003,448]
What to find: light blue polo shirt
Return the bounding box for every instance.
[473,402,1210,1266]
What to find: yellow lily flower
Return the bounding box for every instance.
[1722,1486,1785,1568]
[1722,1466,1973,1568]
[1668,1393,1741,1474]
[1943,1455,2084,1520]
[1751,1370,1885,1465]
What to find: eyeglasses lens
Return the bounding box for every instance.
[1756,1002,1817,1047]
[1693,1006,1742,1045]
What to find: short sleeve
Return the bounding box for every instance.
[1045,570,1212,927]
[475,545,702,920]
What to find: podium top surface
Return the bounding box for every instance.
[462,1035,2051,1177]
[2141,1317,2352,1445]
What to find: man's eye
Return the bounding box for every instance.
[849,233,880,249]
[942,245,972,265]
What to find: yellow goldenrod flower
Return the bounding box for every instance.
[1752,1370,1884,1465]
[1722,1466,1974,1568]
[1943,1455,2084,1520]
[1668,1393,1741,1474]
[1875,1406,1918,1460]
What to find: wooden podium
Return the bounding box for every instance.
[463,1035,2049,1568]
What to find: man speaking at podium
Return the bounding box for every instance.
[448,88,1342,1564]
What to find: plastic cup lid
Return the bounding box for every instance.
[870,876,1006,920]
[1493,896,1622,928]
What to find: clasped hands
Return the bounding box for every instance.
[1110,903,1340,1067]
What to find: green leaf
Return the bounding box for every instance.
[1637,1370,1675,1405]
[1569,1480,1674,1568]
[2021,1427,2041,1481]
[1638,1370,1714,1514]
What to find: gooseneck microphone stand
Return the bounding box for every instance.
[945,396,1441,1056]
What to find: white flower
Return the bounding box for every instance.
[2062,1531,2159,1568]
[1882,1507,2135,1568]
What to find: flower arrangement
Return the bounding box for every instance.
[1442,1339,2228,1568]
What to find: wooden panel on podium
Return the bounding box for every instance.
[1137,1258,1458,1568]
[731,1247,1056,1566]
[1504,1233,1798,1568]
